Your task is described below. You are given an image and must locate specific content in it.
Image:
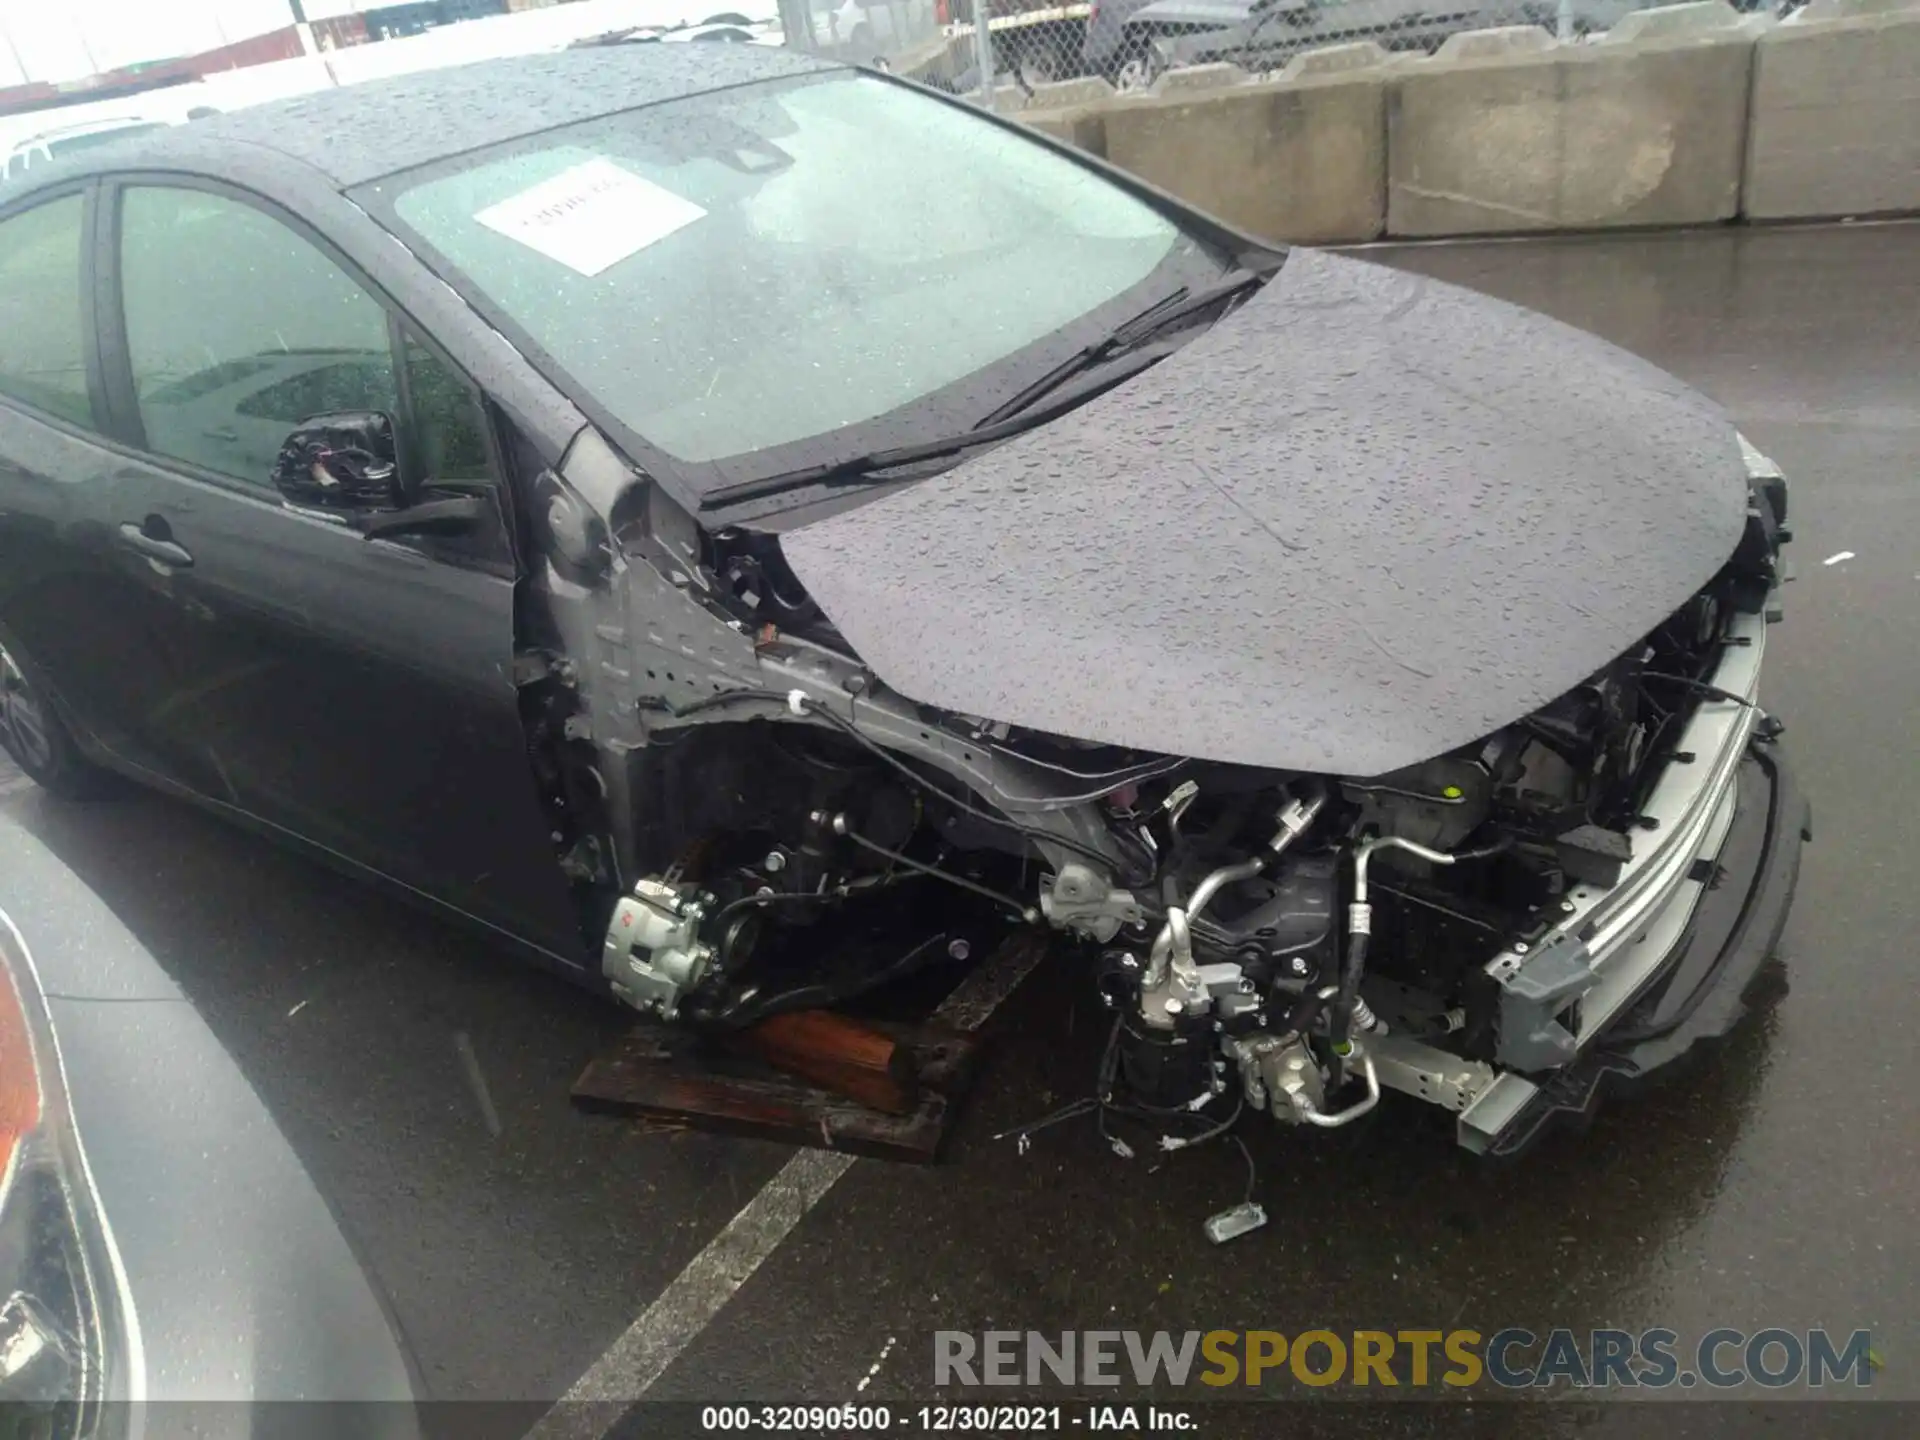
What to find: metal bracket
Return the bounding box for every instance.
[1485,929,1595,1071]
[1038,863,1142,941]
[1365,1032,1497,1113]
[1456,1072,1541,1155]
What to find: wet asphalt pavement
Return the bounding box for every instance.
[2,220,1916,1431]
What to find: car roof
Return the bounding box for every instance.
[28,45,839,192]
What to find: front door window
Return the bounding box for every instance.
[119,186,399,486]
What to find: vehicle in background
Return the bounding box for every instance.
[921,0,1097,92]
[575,9,787,46]
[1082,0,1160,82]
[0,815,420,1422]
[0,0,802,181]
[3,119,170,186]
[658,12,788,42]
[0,82,232,190]
[1097,0,1679,87]
[321,0,790,85]
[805,0,942,61]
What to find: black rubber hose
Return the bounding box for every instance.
[1329,836,1514,1071]
[1282,986,1328,1037]
[1639,671,1757,710]
[1329,930,1371,1064]
[642,687,792,721]
[837,825,1036,920]
[706,886,848,938]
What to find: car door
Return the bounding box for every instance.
[92,178,585,966]
[0,183,188,781]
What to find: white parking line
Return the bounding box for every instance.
[523,934,1048,1440]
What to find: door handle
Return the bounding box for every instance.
[117,522,194,569]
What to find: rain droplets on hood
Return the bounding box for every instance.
[781,249,1748,777]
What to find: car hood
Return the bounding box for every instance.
[780,248,1749,777]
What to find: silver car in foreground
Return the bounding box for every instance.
[0,816,418,1434]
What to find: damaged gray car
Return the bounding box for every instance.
[0,45,1804,1159]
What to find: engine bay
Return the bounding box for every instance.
[584,557,1765,1141]
[508,428,1793,1165]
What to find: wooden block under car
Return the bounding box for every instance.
[571,1017,984,1163]
[732,1008,922,1116]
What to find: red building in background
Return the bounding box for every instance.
[0,1,516,120]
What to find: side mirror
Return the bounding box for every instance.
[271,411,401,512]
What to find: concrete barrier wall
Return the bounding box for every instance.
[996,1,1919,243]
[1017,77,1117,153]
[1745,0,1920,219]
[1098,52,1389,243]
[898,32,972,88]
[1388,7,1758,236]
[1023,45,1390,243]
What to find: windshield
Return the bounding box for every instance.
[374,72,1204,472]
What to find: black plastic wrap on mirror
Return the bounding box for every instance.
[271,411,402,510]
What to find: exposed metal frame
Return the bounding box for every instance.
[1478,608,1764,1067]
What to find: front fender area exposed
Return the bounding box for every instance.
[511,428,1145,963]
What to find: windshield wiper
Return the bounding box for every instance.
[973,265,1270,431]
[700,444,963,511]
[700,345,1175,510]
[701,266,1272,512]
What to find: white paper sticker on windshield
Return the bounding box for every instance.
[474,158,705,276]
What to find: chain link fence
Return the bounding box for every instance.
[776,0,945,68]
[781,0,1795,103]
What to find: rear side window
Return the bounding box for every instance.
[0,195,96,427]
[119,186,399,485]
